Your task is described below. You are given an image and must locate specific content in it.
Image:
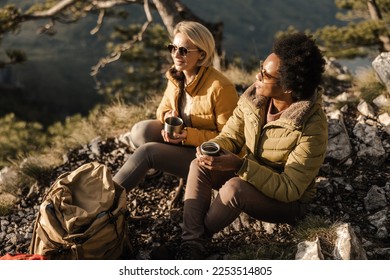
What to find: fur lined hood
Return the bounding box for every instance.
[241,83,325,129]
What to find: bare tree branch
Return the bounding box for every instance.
[90,9,105,35]
[21,0,142,20]
[24,0,79,19]
[7,0,152,77]
[139,0,153,39]
[87,0,143,10]
[37,19,56,35]
[90,0,153,77]
[6,0,224,75]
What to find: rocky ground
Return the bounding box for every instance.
[1,117,389,259]
[0,70,389,259]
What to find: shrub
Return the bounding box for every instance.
[0,113,47,168]
[354,66,387,103]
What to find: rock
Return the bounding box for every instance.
[262,222,277,235]
[364,186,388,212]
[378,113,390,135]
[368,209,389,240]
[326,57,351,76]
[89,137,101,157]
[373,247,390,259]
[326,110,352,162]
[373,94,390,109]
[353,119,386,166]
[0,231,5,241]
[333,223,367,260]
[295,238,324,260]
[357,100,375,119]
[231,217,242,232]
[372,52,390,94]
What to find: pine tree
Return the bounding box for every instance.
[315,0,390,58]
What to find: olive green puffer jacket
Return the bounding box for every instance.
[212,84,328,203]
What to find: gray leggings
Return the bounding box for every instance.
[181,159,306,241]
[113,119,196,191]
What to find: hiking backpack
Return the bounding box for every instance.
[29,162,131,259]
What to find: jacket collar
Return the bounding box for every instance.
[242,83,324,127]
[166,66,208,95]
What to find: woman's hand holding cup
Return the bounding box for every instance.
[196,142,244,171]
[161,111,187,144]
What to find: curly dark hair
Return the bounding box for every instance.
[272,32,325,101]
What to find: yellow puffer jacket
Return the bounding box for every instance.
[156,66,238,147]
[212,84,328,203]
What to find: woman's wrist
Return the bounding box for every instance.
[236,158,244,171]
[181,127,188,145]
[235,158,246,175]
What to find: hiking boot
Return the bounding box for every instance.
[175,241,207,260]
[150,244,175,260]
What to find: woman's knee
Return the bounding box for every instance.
[218,177,243,206]
[136,142,160,156]
[188,158,212,178]
[189,158,199,171]
[130,119,162,147]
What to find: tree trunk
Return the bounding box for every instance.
[367,0,390,52]
[152,0,224,69]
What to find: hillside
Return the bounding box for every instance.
[0,59,389,259]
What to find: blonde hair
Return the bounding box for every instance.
[173,21,215,67]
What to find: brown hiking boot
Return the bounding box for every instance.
[150,244,176,260]
[175,241,207,260]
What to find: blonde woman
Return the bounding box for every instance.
[113,21,238,191]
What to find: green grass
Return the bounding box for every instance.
[228,240,297,260]
[294,215,339,259]
[0,95,162,206]
[0,187,18,215]
[223,65,257,87]
[294,215,337,241]
[227,215,338,260]
[354,66,387,104]
[17,156,54,184]
[0,201,12,216]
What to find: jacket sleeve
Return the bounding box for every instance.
[184,84,238,147]
[211,96,247,154]
[237,112,328,202]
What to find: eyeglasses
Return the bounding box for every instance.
[167,44,199,57]
[259,60,280,84]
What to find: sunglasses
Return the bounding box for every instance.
[167,44,199,57]
[259,60,280,84]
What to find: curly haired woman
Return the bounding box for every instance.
[177,32,328,259]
